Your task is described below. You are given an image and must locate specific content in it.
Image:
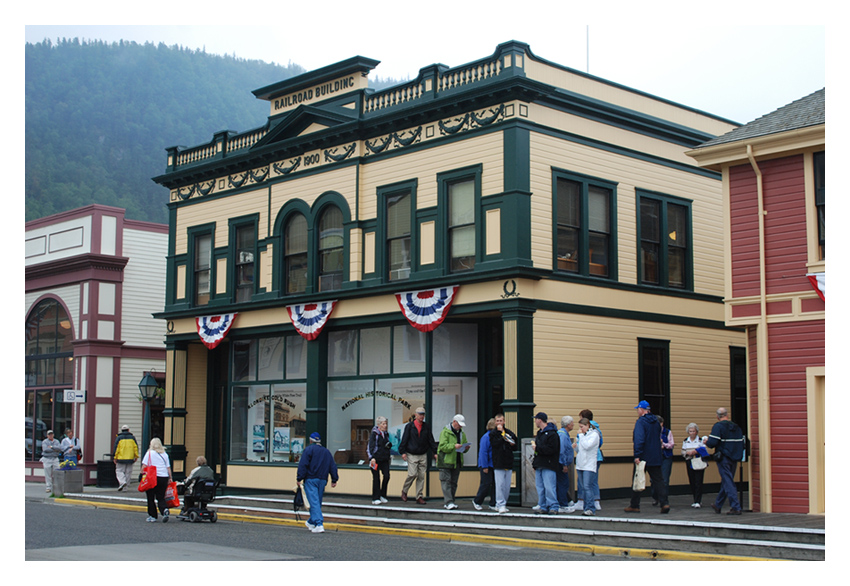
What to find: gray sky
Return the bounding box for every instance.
[23,18,826,125]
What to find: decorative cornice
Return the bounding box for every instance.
[26,254,128,290]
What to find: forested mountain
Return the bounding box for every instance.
[25,39,405,225]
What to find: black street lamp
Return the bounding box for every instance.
[138,371,159,455]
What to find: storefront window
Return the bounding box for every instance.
[326,323,479,467]
[229,334,307,463]
[25,299,75,461]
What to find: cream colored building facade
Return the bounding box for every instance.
[154,42,745,501]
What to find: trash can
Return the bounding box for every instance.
[97,455,119,488]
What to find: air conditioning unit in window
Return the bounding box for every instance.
[239,251,254,264]
[390,268,411,280]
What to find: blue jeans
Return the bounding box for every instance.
[535,468,558,512]
[556,466,571,507]
[304,478,327,527]
[577,469,598,512]
[715,456,741,511]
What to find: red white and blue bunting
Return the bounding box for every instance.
[287,301,338,341]
[807,272,825,301]
[395,286,459,332]
[196,313,237,349]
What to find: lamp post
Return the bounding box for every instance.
[138,371,159,456]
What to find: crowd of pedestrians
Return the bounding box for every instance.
[38,404,744,533]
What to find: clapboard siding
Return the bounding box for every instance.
[766,319,824,512]
[361,132,504,215]
[175,187,269,255]
[122,228,168,347]
[534,309,741,458]
[530,131,725,295]
[118,357,163,476]
[761,156,808,295]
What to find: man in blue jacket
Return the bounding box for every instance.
[705,407,744,515]
[625,401,669,513]
[297,432,339,533]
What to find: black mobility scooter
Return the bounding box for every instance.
[178,478,219,523]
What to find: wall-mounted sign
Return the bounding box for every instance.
[64,389,86,403]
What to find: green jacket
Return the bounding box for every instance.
[437,424,468,469]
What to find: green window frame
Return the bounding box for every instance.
[637,190,693,290]
[553,170,617,278]
[379,180,417,283]
[231,217,257,303]
[188,225,215,306]
[284,212,309,295]
[317,205,344,292]
[438,166,481,274]
[638,338,670,423]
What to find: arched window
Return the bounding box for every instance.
[25,299,75,461]
[284,213,308,294]
[318,205,343,291]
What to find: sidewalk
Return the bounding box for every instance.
[26,480,825,560]
[25,479,824,530]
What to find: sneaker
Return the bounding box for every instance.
[118,483,126,491]
[472,500,482,511]
[146,516,157,522]
[559,505,576,513]
[444,503,458,510]
[311,525,325,533]
[583,509,594,516]
[694,503,701,508]
[379,497,388,504]
[305,521,316,530]
[372,499,382,505]
[574,500,584,510]
[488,505,498,511]
[548,509,558,515]
[594,500,601,510]
[532,505,542,511]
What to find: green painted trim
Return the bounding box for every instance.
[437,165,483,275]
[228,214,260,303]
[551,168,619,280]
[375,179,418,284]
[635,189,694,291]
[638,338,671,421]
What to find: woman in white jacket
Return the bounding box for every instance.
[574,417,601,516]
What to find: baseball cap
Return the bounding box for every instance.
[121,425,130,431]
[46,430,54,435]
[309,432,321,442]
[452,414,466,427]
[415,407,426,414]
[534,412,548,422]
[635,400,651,410]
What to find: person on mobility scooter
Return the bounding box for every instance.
[177,456,219,523]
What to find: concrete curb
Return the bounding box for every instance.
[58,498,774,561]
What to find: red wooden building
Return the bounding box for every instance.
[688,89,825,514]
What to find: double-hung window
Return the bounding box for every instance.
[448,178,476,272]
[318,205,344,291]
[638,191,692,290]
[386,190,412,281]
[194,233,212,306]
[234,223,255,303]
[284,213,308,295]
[814,150,825,259]
[554,172,615,278]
